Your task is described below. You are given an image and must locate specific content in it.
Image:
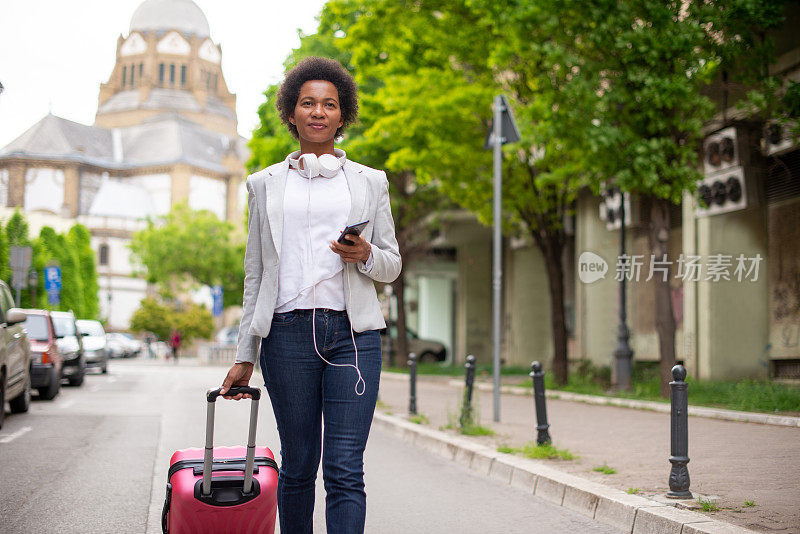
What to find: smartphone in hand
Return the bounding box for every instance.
[337,220,369,246]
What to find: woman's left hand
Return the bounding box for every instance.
[330,234,372,264]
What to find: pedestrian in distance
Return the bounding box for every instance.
[145,332,154,359]
[169,329,181,364]
[219,56,402,534]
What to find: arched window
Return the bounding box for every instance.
[99,244,109,266]
[180,65,187,86]
[130,64,135,86]
[159,63,165,84]
[122,66,127,86]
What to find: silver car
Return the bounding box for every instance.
[76,320,109,374]
[0,280,31,429]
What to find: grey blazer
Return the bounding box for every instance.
[235,157,402,364]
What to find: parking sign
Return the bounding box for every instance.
[211,285,223,317]
[44,265,62,305]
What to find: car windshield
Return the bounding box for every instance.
[52,316,76,337]
[23,315,50,341]
[77,321,105,337]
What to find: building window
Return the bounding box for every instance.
[181,65,187,86]
[170,63,175,84]
[139,63,143,80]
[159,63,165,84]
[122,66,127,86]
[213,74,218,91]
[99,244,109,266]
[130,63,135,86]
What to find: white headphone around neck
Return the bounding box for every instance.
[288,149,347,178]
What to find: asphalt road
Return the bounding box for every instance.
[0,359,621,533]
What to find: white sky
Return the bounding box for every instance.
[0,0,328,147]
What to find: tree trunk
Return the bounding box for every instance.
[392,276,409,367]
[541,237,569,385]
[648,196,677,397]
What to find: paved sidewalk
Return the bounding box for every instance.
[377,373,800,533]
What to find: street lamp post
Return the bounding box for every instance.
[28,269,37,308]
[613,191,634,390]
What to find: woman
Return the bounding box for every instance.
[219,56,401,533]
[169,329,181,363]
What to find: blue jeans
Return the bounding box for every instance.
[259,309,381,534]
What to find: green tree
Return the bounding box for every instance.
[6,210,30,247]
[67,224,100,319]
[129,297,213,344]
[129,204,244,307]
[6,211,37,307]
[545,0,790,394]
[129,298,173,341]
[0,220,9,284]
[35,227,85,315]
[307,0,594,382]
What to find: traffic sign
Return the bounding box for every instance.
[10,245,32,290]
[483,94,521,150]
[44,265,62,306]
[211,285,223,317]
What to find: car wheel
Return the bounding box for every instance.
[419,351,438,363]
[38,367,61,400]
[0,371,6,430]
[9,374,31,413]
[68,371,85,387]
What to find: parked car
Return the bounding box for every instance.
[106,332,142,358]
[22,310,64,400]
[50,311,85,387]
[0,280,31,429]
[380,325,447,363]
[76,320,109,374]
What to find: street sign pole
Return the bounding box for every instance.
[492,95,503,423]
[483,94,520,424]
[10,245,33,307]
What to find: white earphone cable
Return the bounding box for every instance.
[305,166,365,396]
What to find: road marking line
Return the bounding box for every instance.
[0,426,32,443]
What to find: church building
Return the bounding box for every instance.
[0,0,248,328]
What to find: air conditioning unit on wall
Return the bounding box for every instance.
[695,166,750,217]
[598,189,638,230]
[762,120,799,157]
[696,126,758,217]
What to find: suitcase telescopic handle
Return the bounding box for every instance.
[207,386,261,401]
[202,387,260,496]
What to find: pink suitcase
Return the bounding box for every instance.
[162,386,278,534]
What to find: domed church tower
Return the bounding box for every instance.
[96,0,238,138]
[0,0,248,329]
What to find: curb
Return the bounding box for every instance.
[385,373,800,428]
[373,411,757,534]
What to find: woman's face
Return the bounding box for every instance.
[290,80,344,146]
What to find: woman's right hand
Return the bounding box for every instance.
[220,362,255,400]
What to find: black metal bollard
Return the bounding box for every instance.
[408,352,417,415]
[530,361,552,445]
[460,355,476,428]
[667,364,691,498]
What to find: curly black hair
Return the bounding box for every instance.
[276,57,359,140]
